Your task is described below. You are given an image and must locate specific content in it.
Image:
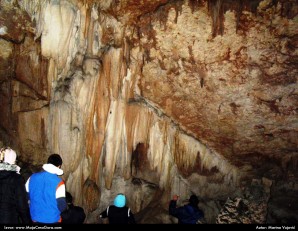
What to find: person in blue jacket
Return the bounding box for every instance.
[26,154,67,224]
[169,194,204,224]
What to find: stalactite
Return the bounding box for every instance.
[136,1,185,63]
[207,0,266,37]
[208,0,224,37]
[143,0,183,29]
[280,1,296,18]
[123,37,131,69]
[137,14,155,63]
[188,0,204,13]
[155,5,170,30]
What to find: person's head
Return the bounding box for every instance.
[47,154,62,168]
[65,192,73,205]
[189,194,199,206]
[114,194,126,208]
[4,148,17,165]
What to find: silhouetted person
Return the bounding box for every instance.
[26,154,66,223]
[0,148,31,224]
[169,194,204,224]
[61,191,86,224]
[99,194,135,224]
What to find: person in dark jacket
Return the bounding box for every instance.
[99,194,135,224]
[61,191,86,224]
[169,194,204,224]
[0,148,31,224]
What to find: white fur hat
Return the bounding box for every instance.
[4,148,17,165]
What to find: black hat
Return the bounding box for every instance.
[47,154,62,167]
[189,194,199,206]
[66,192,73,204]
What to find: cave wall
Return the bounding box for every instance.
[0,0,297,223]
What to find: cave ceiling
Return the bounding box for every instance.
[99,0,298,169]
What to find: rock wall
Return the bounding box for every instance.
[0,0,297,223]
